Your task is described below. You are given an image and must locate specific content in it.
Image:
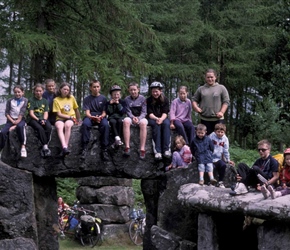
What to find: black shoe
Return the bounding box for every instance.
[62,147,70,156]
[101,150,110,161]
[80,148,88,160]
[41,148,51,158]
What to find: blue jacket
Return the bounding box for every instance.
[190,135,214,164]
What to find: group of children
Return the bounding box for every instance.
[1,79,233,188]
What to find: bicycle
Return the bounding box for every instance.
[75,208,102,247]
[58,203,79,238]
[129,203,146,246]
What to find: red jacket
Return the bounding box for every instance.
[280,165,290,185]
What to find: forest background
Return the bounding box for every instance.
[0,0,289,150]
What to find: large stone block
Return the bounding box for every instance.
[2,126,168,179]
[81,204,130,224]
[76,185,134,206]
[0,161,37,242]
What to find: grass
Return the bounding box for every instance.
[59,232,143,250]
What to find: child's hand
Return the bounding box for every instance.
[170,124,175,130]
[229,160,235,166]
[282,183,287,189]
[236,174,242,182]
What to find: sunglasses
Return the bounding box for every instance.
[258,148,268,152]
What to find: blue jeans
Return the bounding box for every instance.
[0,119,26,149]
[173,120,195,145]
[81,117,109,150]
[148,118,171,154]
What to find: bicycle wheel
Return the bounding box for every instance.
[91,223,101,247]
[129,220,143,245]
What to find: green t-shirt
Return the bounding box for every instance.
[27,97,49,122]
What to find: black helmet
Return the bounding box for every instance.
[149,81,163,89]
[110,85,122,94]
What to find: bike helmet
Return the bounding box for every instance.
[284,148,290,156]
[110,85,122,94]
[149,81,163,89]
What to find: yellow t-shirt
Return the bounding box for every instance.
[53,96,79,121]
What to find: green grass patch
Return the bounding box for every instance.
[59,233,142,250]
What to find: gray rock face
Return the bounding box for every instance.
[0,237,37,250]
[1,126,166,179]
[178,183,290,221]
[0,161,37,241]
[2,126,290,250]
[76,185,134,206]
[151,225,196,250]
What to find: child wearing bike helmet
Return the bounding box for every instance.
[147,81,171,160]
[106,85,126,147]
[261,148,290,199]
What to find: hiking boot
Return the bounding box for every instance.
[229,182,248,196]
[139,150,146,160]
[210,178,217,185]
[154,153,162,160]
[101,150,110,161]
[261,185,270,199]
[80,148,88,160]
[62,147,70,156]
[164,150,171,158]
[199,180,204,185]
[217,181,225,188]
[123,147,131,156]
[21,148,27,158]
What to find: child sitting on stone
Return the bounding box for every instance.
[209,123,235,188]
[165,135,192,171]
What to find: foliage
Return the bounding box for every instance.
[0,0,289,147]
[132,179,144,207]
[229,144,281,167]
[56,178,78,206]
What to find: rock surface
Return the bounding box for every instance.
[178,183,290,221]
[2,126,290,250]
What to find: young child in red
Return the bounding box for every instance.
[261,148,290,199]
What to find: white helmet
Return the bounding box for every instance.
[149,81,163,89]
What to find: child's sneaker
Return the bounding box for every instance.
[62,147,70,156]
[139,150,146,160]
[115,136,123,146]
[41,148,51,158]
[199,180,204,185]
[210,178,217,185]
[261,185,270,199]
[21,148,27,158]
[164,150,171,158]
[154,153,162,160]
[123,147,131,156]
[217,181,225,188]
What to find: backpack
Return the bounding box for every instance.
[273,154,284,185]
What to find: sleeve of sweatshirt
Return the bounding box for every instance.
[139,96,147,120]
[223,136,230,162]
[169,99,176,121]
[221,85,230,106]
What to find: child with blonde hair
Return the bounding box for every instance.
[191,124,216,185]
[165,135,192,171]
